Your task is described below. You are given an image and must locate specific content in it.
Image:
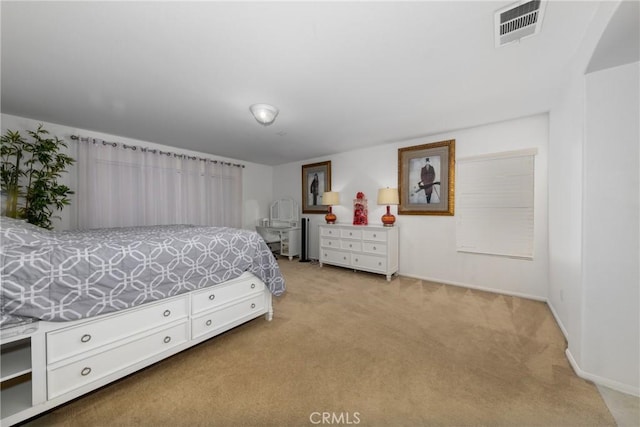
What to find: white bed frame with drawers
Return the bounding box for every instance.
[0,272,272,426]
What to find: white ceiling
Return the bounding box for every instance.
[1,1,602,166]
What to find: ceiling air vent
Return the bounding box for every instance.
[495,0,546,47]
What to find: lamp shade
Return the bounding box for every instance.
[322,191,340,206]
[249,104,279,126]
[377,188,399,205]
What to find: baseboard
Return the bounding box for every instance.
[546,300,569,340]
[400,273,546,302]
[565,348,640,397]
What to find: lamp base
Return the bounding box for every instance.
[325,212,337,224]
[381,205,395,227]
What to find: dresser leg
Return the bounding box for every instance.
[386,274,392,282]
[265,306,273,321]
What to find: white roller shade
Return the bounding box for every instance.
[456,149,536,259]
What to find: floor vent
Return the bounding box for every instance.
[495,0,546,47]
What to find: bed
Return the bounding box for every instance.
[0,216,285,426]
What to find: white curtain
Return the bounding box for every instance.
[179,154,242,227]
[75,140,242,229]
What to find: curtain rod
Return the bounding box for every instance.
[69,135,245,168]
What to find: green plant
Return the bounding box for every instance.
[1,124,75,229]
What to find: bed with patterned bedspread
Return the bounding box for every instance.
[0,216,285,327]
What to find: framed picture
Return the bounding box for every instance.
[398,139,455,216]
[302,160,332,213]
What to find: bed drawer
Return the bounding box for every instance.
[191,294,265,340]
[47,295,188,364]
[47,320,189,399]
[191,279,264,315]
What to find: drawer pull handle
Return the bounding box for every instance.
[373,234,377,238]
[349,232,352,236]
[81,367,92,376]
[81,334,91,343]
[373,246,377,250]
[209,294,215,300]
[163,309,171,317]
[206,320,212,326]
[378,262,382,266]
[251,303,256,309]
[251,283,256,289]
[355,258,358,262]
[343,256,347,260]
[328,242,332,245]
[163,336,172,344]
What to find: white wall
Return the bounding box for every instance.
[274,114,549,300]
[583,61,639,392]
[0,113,274,230]
[547,64,588,346]
[548,0,639,396]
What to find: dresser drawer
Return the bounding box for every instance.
[192,279,264,315]
[362,229,387,242]
[320,249,351,266]
[320,237,340,249]
[47,320,189,399]
[47,296,188,364]
[340,228,362,239]
[362,241,387,255]
[340,240,362,251]
[320,227,339,237]
[352,253,387,273]
[192,294,265,340]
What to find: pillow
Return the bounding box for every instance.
[0,216,54,246]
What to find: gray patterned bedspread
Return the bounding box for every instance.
[0,217,285,327]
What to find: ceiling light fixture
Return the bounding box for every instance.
[249,104,279,126]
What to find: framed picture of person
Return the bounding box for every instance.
[398,139,455,216]
[301,160,332,213]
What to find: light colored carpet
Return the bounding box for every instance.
[25,259,615,426]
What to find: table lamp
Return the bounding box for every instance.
[377,188,399,227]
[322,191,340,224]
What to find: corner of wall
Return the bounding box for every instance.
[565,348,640,397]
[546,299,568,340]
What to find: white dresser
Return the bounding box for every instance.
[318,224,398,281]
